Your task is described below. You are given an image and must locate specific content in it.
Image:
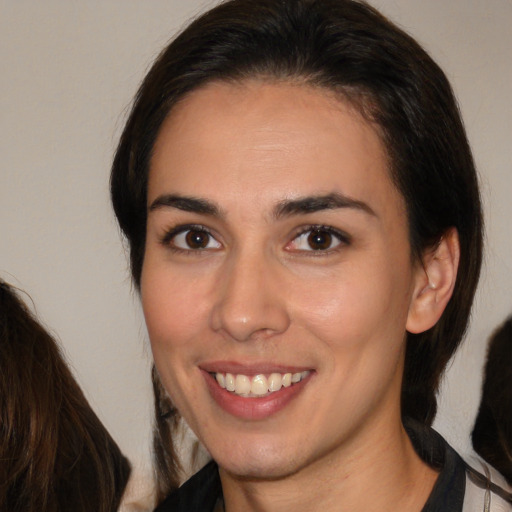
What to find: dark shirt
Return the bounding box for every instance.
[154,420,470,511]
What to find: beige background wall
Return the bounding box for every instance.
[1,0,511,480]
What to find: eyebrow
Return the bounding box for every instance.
[149,194,222,216]
[148,192,376,219]
[273,193,376,219]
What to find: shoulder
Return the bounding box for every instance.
[462,457,512,512]
[153,460,221,512]
[119,466,156,512]
[404,418,511,511]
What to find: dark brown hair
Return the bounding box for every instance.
[0,281,131,512]
[151,365,183,503]
[110,0,483,497]
[472,316,512,484]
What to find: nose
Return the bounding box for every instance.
[210,250,290,342]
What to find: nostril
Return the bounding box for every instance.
[210,301,290,342]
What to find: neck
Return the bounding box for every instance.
[219,415,438,512]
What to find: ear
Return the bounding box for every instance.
[406,228,460,334]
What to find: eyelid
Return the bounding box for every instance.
[159,223,222,251]
[158,223,350,254]
[286,224,351,252]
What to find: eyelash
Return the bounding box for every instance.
[159,224,351,254]
[287,225,351,254]
[159,224,219,254]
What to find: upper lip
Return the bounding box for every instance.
[200,361,313,376]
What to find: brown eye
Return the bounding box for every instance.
[185,229,210,249]
[169,227,222,251]
[287,226,347,253]
[307,229,333,250]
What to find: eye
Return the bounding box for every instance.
[163,225,221,251]
[288,226,349,252]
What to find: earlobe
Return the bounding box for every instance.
[406,228,460,334]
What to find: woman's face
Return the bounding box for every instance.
[141,80,425,479]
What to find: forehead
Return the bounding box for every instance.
[149,80,403,219]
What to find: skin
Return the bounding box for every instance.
[142,80,446,511]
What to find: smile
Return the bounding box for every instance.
[201,365,314,420]
[214,371,311,397]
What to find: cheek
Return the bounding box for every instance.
[293,257,413,353]
[140,262,209,352]
[141,264,209,415]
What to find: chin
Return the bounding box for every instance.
[221,459,301,482]
[212,440,306,481]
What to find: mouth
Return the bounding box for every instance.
[212,371,311,397]
[201,364,314,420]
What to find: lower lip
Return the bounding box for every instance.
[202,370,312,421]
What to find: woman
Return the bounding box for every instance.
[110,0,510,510]
[0,280,131,511]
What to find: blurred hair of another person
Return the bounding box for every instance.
[472,316,512,485]
[0,280,131,512]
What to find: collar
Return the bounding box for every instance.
[404,418,466,511]
[155,419,468,512]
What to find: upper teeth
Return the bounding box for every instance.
[215,371,310,397]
